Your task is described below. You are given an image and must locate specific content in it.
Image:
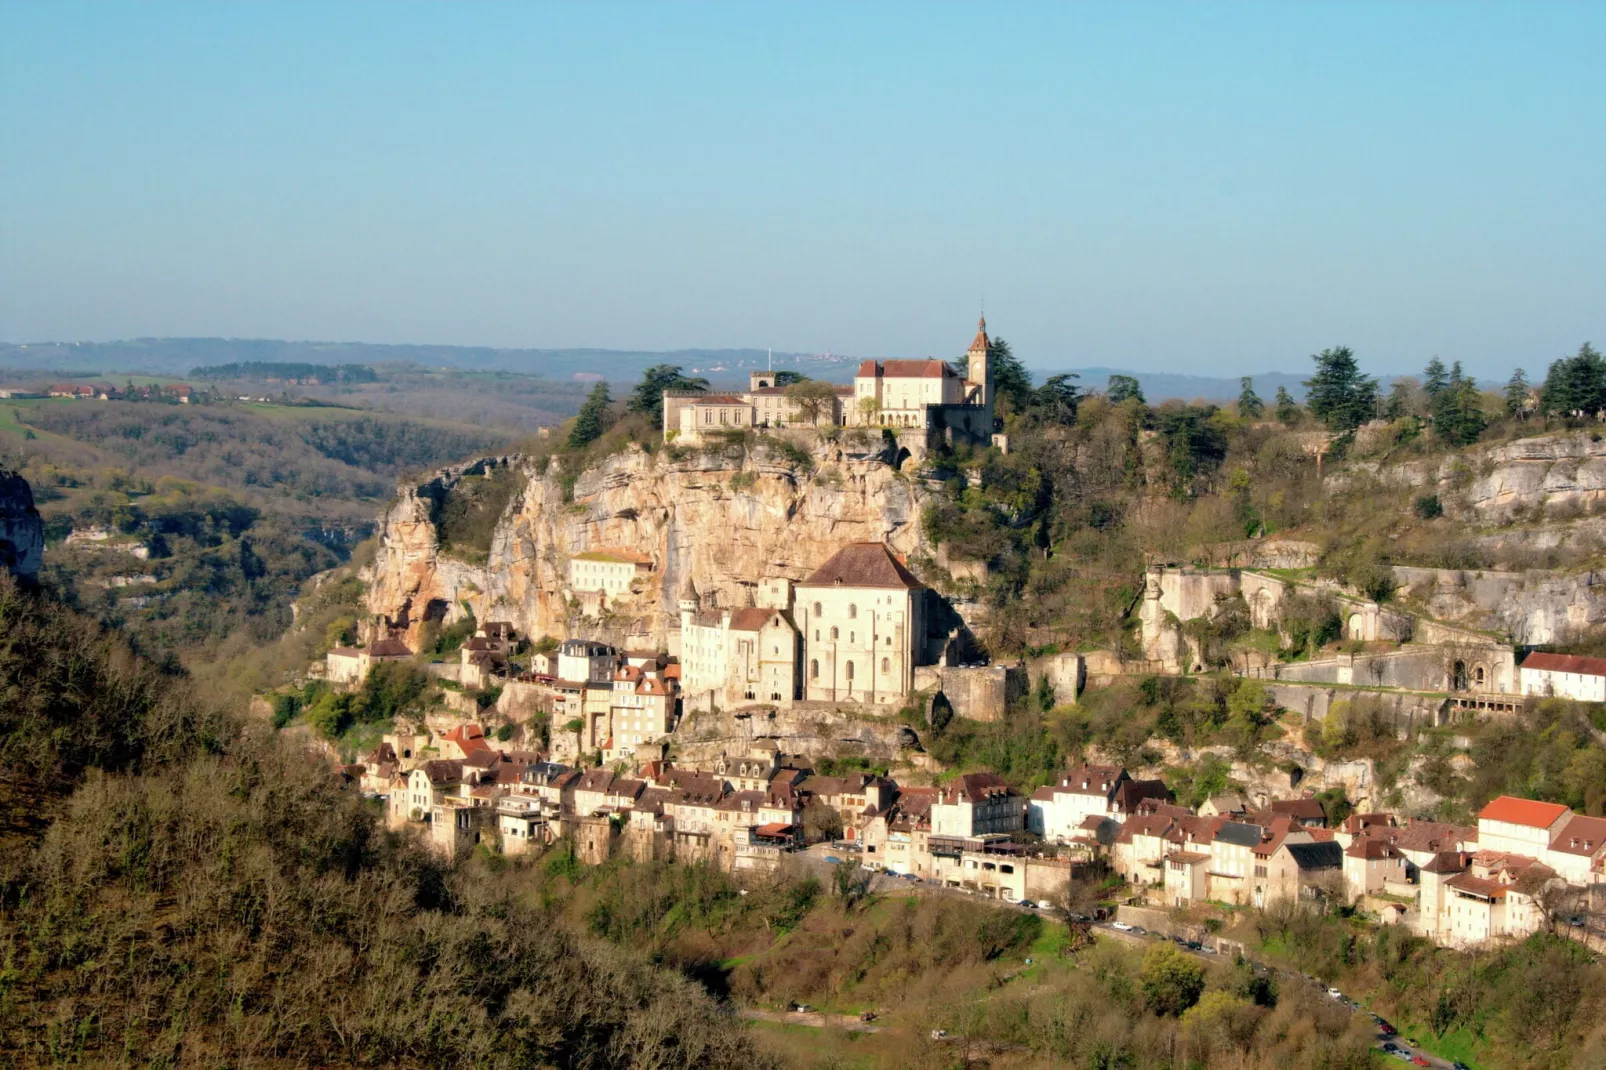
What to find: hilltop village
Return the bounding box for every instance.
[328,518,1606,954]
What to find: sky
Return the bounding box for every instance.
[1,3,1602,378]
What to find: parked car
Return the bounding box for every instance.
[824,856,842,865]
[1411,1057,1430,1067]
[1111,922,1134,932]
[1327,987,1344,1000]
[1377,1020,1397,1036]
[791,1003,811,1013]
[1381,1042,1400,1054]
[1391,1051,1412,1063]
[929,1029,948,1040]
[1018,899,1037,909]
[1185,940,1204,951]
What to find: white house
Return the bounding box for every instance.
[1519,652,1606,702]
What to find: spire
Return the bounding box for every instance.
[969,315,990,355]
[677,572,700,612]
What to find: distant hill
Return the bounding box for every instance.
[4,337,1336,402]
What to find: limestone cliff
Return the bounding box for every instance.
[1350,429,1606,523]
[0,468,43,578]
[367,439,936,649]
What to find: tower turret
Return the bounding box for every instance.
[966,315,990,407]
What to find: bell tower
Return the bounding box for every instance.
[966,315,990,407]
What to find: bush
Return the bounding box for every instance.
[1414,493,1444,520]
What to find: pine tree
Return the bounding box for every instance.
[1274,386,1300,425]
[627,365,708,424]
[1432,362,1485,446]
[1504,368,1530,420]
[1303,346,1378,431]
[1540,344,1606,422]
[1237,377,1263,418]
[1423,357,1449,401]
[568,382,614,449]
[987,338,1033,414]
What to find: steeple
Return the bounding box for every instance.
[677,573,701,615]
[968,315,989,356]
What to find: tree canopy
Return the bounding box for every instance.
[1237,377,1264,418]
[627,365,708,424]
[568,381,615,449]
[1303,346,1378,431]
[987,338,1034,414]
[1540,343,1606,421]
[1107,374,1145,404]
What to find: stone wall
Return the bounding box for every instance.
[912,664,1026,722]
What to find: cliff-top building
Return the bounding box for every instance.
[662,318,997,447]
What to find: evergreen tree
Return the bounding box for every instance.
[1539,343,1606,422]
[568,381,615,449]
[1237,377,1264,418]
[1431,362,1486,446]
[1303,346,1379,431]
[1422,357,1449,401]
[1274,386,1300,425]
[1031,373,1082,423]
[627,365,708,424]
[1107,374,1145,404]
[1505,368,1530,420]
[987,338,1033,414]
[772,370,807,387]
[1382,379,1414,420]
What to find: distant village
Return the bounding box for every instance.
[323,532,1606,954]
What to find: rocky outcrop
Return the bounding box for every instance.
[0,468,43,578]
[367,438,938,649]
[1394,565,1606,646]
[1348,430,1606,523]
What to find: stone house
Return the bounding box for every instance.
[932,772,1023,837]
[797,543,928,705]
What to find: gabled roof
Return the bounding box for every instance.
[1446,872,1508,900]
[367,638,414,658]
[419,759,465,785]
[937,771,1016,805]
[1521,652,1606,677]
[1549,814,1606,856]
[856,358,959,380]
[1113,779,1170,813]
[799,543,922,590]
[727,607,778,632]
[1345,838,1404,860]
[1284,841,1343,870]
[1478,796,1570,829]
[1214,822,1266,848]
[1269,798,1327,822]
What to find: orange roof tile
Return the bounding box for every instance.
[1478,796,1570,829]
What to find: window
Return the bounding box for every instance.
[849,604,857,619]
[846,661,855,682]
[813,602,822,617]
[831,627,839,640]
[882,657,890,673]
[810,659,819,679]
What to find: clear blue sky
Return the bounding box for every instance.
[2,3,1601,378]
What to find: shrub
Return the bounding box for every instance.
[1414,493,1444,519]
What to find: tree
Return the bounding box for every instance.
[857,395,881,424]
[772,370,807,387]
[1238,377,1264,418]
[988,338,1033,414]
[1423,357,1450,401]
[1303,346,1378,431]
[1431,362,1487,446]
[1382,378,1416,420]
[1505,368,1531,420]
[786,379,838,425]
[1274,386,1300,425]
[1107,374,1145,404]
[568,382,615,449]
[1140,943,1205,1016]
[1539,344,1606,421]
[1031,373,1082,423]
[627,365,708,424]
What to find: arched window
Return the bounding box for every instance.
[810,659,819,679]
[813,602,822,617]
[845,661,855,682]
[881,657,890,673]
[849,604,857,619]
[830,626,839,640]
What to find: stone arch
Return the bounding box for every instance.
[1452,660,1468,691]
[1250,588,1276,630]
[1347,613,1365,640]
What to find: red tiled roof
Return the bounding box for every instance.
[1270,799,1327,821]
[367,638,414,658]
[856,358,958,380]
[1521,652,1606,677]
[969,316,989,353]
[753,822,794,837]
[1478,795,1570,829]
[727,607,778,632]
[800,543,922,590]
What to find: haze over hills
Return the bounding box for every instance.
[1,336,1322,401]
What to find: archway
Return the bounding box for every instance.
[1452,660,1468,691]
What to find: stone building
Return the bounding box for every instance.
[796,543,927,705]
[661,319,997,448]
[678,576,801,711]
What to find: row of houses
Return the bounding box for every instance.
[39,382,195,402]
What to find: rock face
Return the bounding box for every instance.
[0,468,43,578]
[1394,565,1606,646]
[1351,430,1606,523]
[367,439,937,649]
